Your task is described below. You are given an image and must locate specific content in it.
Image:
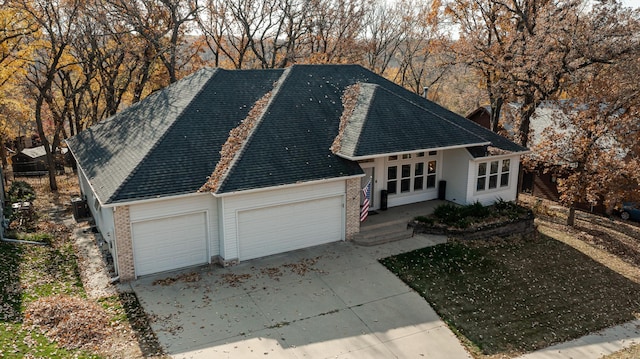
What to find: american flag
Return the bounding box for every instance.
[360,178,371,222]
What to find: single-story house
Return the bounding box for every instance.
[66,64,527,280]
[11,145,68,175]
[12,146,48,174]
[466,101,632,213]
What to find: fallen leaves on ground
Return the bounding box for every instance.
[283,257,323,275]
[24,295,112,351]
[152,272,201,286]
[218,273,252,287]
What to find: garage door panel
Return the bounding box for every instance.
[238,196,343,261]
[132,212,208,276]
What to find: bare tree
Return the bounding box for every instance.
[10,0,83,191]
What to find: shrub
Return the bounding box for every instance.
[7,181,36,203]
[414,216,434,225]
[433,203,462,223]
[460,201,490,219]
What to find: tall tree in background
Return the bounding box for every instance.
[0,5,35,169]
[13,0,82,191]
[447,0,639,146]
[392,0,451,97]
[107,0,200,84]
[529,49,640,217]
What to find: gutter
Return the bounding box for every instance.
[0,236,49,246]
[1,217,48,246]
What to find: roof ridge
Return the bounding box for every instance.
[331,83,376,155]
[107,68,220,202]
[199,67,291,193]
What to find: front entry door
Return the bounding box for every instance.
[362,167,375,209]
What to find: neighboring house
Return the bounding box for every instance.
[12,146,48,174]
[11,145,67,175]
[467,101,623,213]
[66,65,527,280]
[465,105,492,130]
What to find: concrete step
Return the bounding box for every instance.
[352,223,414,246]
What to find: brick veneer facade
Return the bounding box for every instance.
[113,205,135,281]
[345,177,361,240]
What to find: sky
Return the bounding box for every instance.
[620,0,640,7]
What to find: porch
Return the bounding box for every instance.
[352,199,447,246]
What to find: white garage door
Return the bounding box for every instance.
[238,196,344,261]
[132,212,208,276]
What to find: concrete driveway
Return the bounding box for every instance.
[131,235,472,359]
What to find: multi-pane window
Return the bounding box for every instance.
[388,166,398,194]
[500,159,510,187]
[427,161,437,188]
[387,152,437,195]
[477,159,511,191]
[401,164,411,192]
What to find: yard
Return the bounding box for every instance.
[0,174,164,359]
[381,199,640,358]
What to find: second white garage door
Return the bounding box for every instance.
[132,212,208,276]
[238,196,344,261]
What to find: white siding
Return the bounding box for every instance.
[78,167,116,257]
[441,148,473,205]
[220,180,346,260]
[467,154,521,205]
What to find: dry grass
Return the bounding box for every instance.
[381,234,640,358]
[1,173,167,359]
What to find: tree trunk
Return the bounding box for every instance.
[34,96,58,192]
[490,97,503,133]
[567,206,575,227]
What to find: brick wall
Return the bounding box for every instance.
[345,178,361,240]
[113,205,135,281]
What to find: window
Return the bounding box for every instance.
[476,162,487,191]
[500,159,510,187]
[488,160,499,189]
[387,166,397,194]
[414,163,424,190]
[427,161,437,188]
[386,152,438,195]
[476,159,511,191]
[401,164,411,192]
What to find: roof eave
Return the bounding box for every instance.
[335,142,493,161]
[213,173,365,198]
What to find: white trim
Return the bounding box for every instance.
[213,174,364,198]
[472,151,530,161]
[335,142,492,161]
[233,193,344,214]
[103,191,211,208]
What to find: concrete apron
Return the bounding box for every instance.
[131,234,473,359]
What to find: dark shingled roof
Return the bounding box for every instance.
[67,64,526,204]
[334,83,490,157]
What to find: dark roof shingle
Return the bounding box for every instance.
[67,64,526,204]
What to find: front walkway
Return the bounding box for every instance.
[518,319,640,359]
[360,200,446,230]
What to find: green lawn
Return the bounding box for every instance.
[380,235,640,358]
[0,240,100,358]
